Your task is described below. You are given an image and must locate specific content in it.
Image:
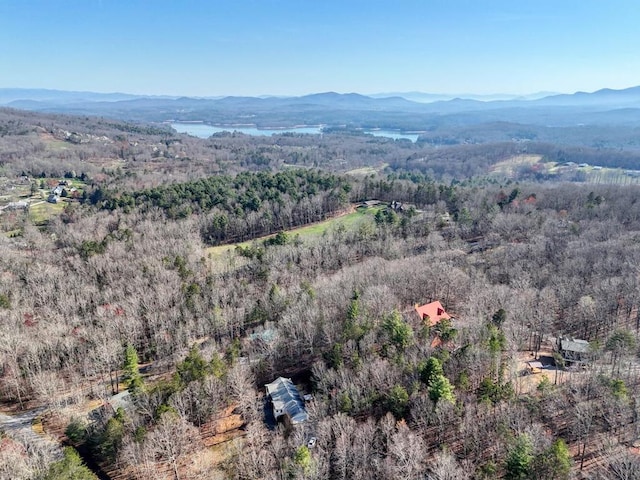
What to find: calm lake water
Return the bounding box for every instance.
[170,123,420,142]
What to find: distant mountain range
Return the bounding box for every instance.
[369,91,560,102]
[0,88,182,105]
[2,86,640,129]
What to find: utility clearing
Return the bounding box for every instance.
[207,203,382,257]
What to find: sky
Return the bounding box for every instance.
[0,0,639,97]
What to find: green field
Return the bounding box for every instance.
[207,204,383,256]
[29,200,67,224]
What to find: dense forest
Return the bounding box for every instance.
[2,109,640,479]
[91,170,351,245]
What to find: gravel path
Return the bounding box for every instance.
[0,408,62,459]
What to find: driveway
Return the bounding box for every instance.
[0,408,62,459]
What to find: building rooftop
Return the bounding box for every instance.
[415,301,451,326]
[265,377,308,424]
[559,337,590,354]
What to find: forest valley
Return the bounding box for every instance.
[3,108,640,480]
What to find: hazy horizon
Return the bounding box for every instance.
[3,85,637,100]
[1,1,638,97]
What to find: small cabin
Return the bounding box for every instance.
[415,301,451,327]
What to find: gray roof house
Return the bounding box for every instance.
[556,336,591,365]
[265,377,308,425]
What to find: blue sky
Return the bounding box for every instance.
[0,0,638,96]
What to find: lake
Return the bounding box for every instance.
[170,123,420,142]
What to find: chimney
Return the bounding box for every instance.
[437,307,444,316]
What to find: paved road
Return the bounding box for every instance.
[0,407,62,459]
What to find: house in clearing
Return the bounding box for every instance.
[415,301,451,327]
[361,199,381,208]
[265,377,308,425]
[556,336,591,366]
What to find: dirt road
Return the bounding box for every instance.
[0,407,61,459]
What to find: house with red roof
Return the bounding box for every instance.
[415,301,451,327]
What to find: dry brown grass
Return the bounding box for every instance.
[490,154,545,178]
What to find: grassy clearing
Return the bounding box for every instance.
[585,167,640,185]
[44,139,70,151]
[489,156,640,185]
[29,201,66,224]
[1,176,87,228]
[37,131,67,150]
[490,155,544,177]
[345,163,388,177]
[207,205,383,257]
